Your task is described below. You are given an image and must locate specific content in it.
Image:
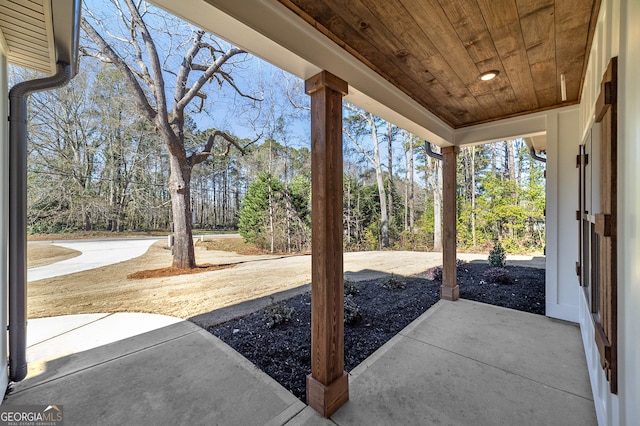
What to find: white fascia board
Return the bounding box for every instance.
[148,0,454,146]
[51,0,80,72]
[453,105,580,147]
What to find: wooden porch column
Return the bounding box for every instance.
[305,71,349,417]
[441,146,459,301]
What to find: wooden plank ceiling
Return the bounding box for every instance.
[278,0,601,128]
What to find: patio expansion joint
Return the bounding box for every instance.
[8,327,202,396]
[27,313,112,348]
[401,333,595,403]
[269,404,315,426]
[282,407,340,426]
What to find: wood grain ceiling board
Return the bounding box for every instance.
[385,0,495,120]
[278,0,600,128]
[286,0,467,126]
[555,0,598,103]
[516,0,557,107]
[438,0,519,116]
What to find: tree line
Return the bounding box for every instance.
[235,104,546,254]
[20,63,546,254]
[18,0,546,258]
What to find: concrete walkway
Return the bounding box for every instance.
[293,300,596,426]
[6,313,305,425]
[4,300,596,425]
[27,239,159,281]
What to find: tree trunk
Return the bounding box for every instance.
[373,135,389,248]
[506,141,516,182]
[471,146,476,247]
[346,178,352,247]
[223,168,229,227]
[408,134,415,232]
[424,144,444,252]
[377,172,389,247]
[267,141,275,253]
[343,107,389,247]
[268,183,275,253]
[387,122,394,234]
[169,155,195,269]
[83,210,91,231]
[404,151,408,232]
[356,188,362,243]
[491,143,497,175]
[214,171,219,228]
[433,158,442,251]
[284,148,292,253]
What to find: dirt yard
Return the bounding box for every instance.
[27,244,81,268]
[27,239,447,320]
[27,238,544,321]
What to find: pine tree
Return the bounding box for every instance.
[238,173,282,247]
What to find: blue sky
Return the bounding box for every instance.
[83,0,311,148]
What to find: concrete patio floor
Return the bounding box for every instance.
[3,300,596,425]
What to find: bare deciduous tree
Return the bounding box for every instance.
[344,104,389,248]
[81,0,259,268]
[403,131,415,232]
[26,66,101,232]
[386,122,396,231]
[423,143,443,250]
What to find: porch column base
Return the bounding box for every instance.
[306,372,349,417]
[440,284,459,301]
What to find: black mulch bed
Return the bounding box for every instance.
[208,262,544,402]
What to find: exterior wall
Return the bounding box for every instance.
[545,107,581,322]
[577,0,620,420]
[576,0,640,424]
[577,0,620,424]
[617,0,640,424]
[453,106,582,323]
[0,49,9,393]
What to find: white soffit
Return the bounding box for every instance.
[0,0,56,74]
[452,106,580,147]
[525,134,548,152]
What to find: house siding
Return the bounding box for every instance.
[445,104,584,323]
[545,107,582,322]
[577,0,621,421]
[618,0,640,424]
[577,0,640,424]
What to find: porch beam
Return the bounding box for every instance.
[441,146,459,300]
[305,70,349,417]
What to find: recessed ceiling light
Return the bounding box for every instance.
[479,70,499,81]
